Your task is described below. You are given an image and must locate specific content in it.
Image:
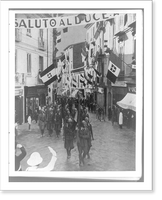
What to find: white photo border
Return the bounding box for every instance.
[1,1,152,190]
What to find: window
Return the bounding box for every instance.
[27,29,31,36]
[15,49,17,73]
[39,29,43,38]
[27,53,31,74]
[39,56,44,72]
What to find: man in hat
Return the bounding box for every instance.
[15,143,27,171]
[26,146,57,171]
[64,117,75,159]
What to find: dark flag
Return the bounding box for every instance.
[93,68,101,77]
[106,62,120,83]
[88,73,93,79]
[40,63,58,86]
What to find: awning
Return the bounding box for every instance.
[117,93,136,111]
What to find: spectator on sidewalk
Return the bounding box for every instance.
[27,114,32,131]
[26,146,57,171]
[15,143,27,171]
[38,110,46,137]
[108,106,112,121]
[119,109,123,129]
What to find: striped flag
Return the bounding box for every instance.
[88,72,93,79]
[93,68,101,77]
[57,31,61,43]
[40,63,58,86]
[85,41,89,51]
[81,48,88,62]
[84,67,93,85]
[72,78,77,88]
[106,61,120,83]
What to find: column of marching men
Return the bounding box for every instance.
[36,97,94,166]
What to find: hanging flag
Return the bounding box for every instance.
[63,27,68,33]
[85,41,89,51]
[40,63,58,86]
[106,61,120,83]
[88,72,93,79]
[60,54,65,62]
[72,78,77,88]
[57,31,61,43]
[81,48,88,62]
[93,68,101,77]
[84,67,93,85]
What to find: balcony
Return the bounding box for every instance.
[15,29,22,42]
[38,37,46,51]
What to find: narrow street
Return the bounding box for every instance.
[17,113,135,171]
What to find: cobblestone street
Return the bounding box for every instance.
[16,113,135,171]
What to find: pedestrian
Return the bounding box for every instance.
[64,117,75,159]
[46,108,53,137]
[85,117,94,159]
[27,114,32,131]
[111,105,116,125]
[108,106,112,121]
[55,108,61,137]
[26,146,57,171]
[38,110,46,137]
[119,109,123,129]
[33,109,38,123]
[78,120,90,165]
[15,143,27,171]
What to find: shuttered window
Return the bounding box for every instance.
[27,53,31,74]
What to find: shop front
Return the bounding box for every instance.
[24,85,48,122]
[15,86,24,124]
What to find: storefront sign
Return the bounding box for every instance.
[15,13,113,29]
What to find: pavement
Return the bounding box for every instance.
[16,113,135,171]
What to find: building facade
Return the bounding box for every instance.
[15,24,54,123]
[84,13,136,116]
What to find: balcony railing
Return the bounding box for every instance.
[15,29,22,42]
[38,37,46,51]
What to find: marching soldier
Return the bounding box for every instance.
[64,117,75,159]
[46,107,53,137]
[85,117,94,159]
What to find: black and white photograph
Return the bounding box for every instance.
[0,0,152,192]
